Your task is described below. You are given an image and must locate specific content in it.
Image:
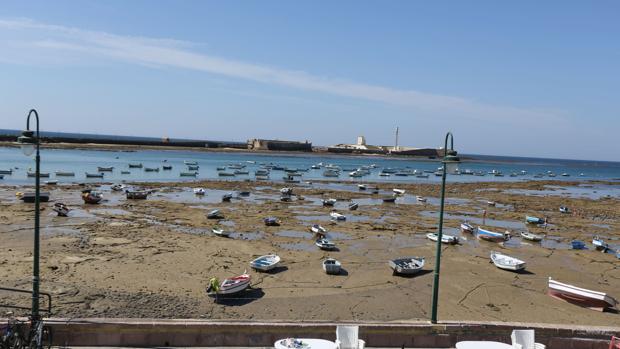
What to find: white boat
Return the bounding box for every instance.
[416,196,427,203]
[207,209,223,219]
[311,224,327,234]
[426,233,458,244]
[52,203,70,217]
[194,188,206,195]
[520,231,544,242]
[44,180,58,185]
[490,251,526,271]
[358,184,367,190]
[315,238,337,250]
[330,211,346,221]
[207,273,251,295]
[212,228,230,237]
[389,257,425,275]
[323,258,341,275]
[393,188,406,195]
[322,198,337,206]
[548,277,618,311]
[250,254,281,271]
[460,222,474,233]
[592,236,608,250]
[559,206,570,214]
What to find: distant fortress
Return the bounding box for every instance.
[0,128,441,157]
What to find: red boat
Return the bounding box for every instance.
[548,277,617,311]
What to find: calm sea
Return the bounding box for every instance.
[1,146,619,185]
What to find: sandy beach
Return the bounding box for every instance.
[1,179,618,325]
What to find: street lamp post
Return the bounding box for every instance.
[17,109,41,322]
[430,132,460,324]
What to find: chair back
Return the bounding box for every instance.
[336,325,359,349]
[511,330,535,349]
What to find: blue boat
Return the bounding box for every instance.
[525,216,545,225]
[571,240,586,250]
[477,227,509,242]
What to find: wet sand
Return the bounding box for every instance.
[0,179,618,325]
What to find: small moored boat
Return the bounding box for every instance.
[358,184,367,190]
[250,254,281,271]
[416,196,427,203]
[389,257,425,275]
[81,190,103,204]
[162,165,172,170]
[322,198,337,206]
[520,231,544,242]
[52,203,70,217]
[548,277,617,311]
[97,166,114,172]
[382,196,396,203]
[207,273,251,295]
[128,163,143,168]
[207,209,223,219]
[85,172,104,178]
[526,215,546,225]
[194,188,206,196]
[592,236,608,251]
[180,172,198,177]
[329,211,346,221]
[559,206,570,214]
[264,217,280,226]
[111,184,126,192]
[55,171,75,177]
[571,240,586,250]
[144,167,159,172]
[18,192,51,203]
[315,238,337,250]
[222,193,233,202]
[393,188,406,195]
[426,233,458,244]
[348,202,359,211]
[460,222,474,233]
[311,224,327,234]
[44,180,58,185]
[126,190,148,200]
[212,228,230,237]
[28,172,50,178]
[477,227,509,242]
[323,258,341,275]
[490,251,526,271]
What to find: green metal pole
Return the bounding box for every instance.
[28,109,41,321]
[430,132,452,324]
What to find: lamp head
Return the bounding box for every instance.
[17,130,37,156]
[442,150,460,174]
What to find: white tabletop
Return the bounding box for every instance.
[274,338,336,349]
[456,341,514,349]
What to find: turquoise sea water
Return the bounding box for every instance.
[1,146,619,185]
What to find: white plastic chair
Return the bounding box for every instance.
[511,329,545,349]
[335,325,365,349]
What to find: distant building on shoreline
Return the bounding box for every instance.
[327,135,442,157]
[247,138,312,152]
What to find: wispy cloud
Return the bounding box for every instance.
[0,18,564,123]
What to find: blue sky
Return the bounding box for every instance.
[0,1,618,160]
